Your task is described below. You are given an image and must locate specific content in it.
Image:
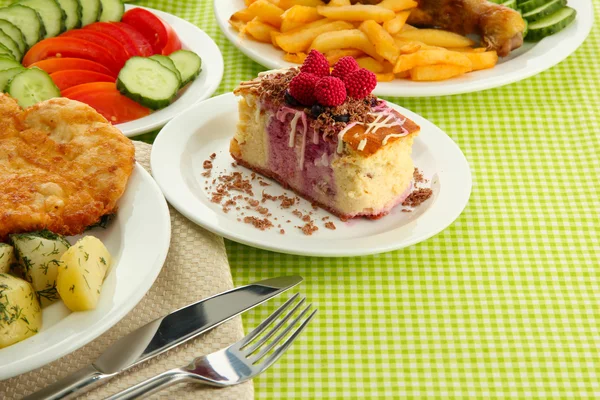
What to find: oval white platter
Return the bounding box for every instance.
[116,5,224,137]
[214,0,593,97]
[151,93,471,257]
[0,164,171,380]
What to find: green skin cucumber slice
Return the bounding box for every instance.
[7,68,60,108]
[525,6,576,41]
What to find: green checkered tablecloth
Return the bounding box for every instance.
[86,0,600,397]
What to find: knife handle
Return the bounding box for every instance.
[105,369,188,400]
[24,365,109,400]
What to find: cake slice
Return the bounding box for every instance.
[231,52,420,220]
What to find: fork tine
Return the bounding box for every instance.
[244,297,306,355]
[238,293,301,348]
[249,304,313,364]
[255,308,317,370]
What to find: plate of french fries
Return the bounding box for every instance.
[214,0,592,97]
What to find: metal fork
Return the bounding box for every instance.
[106,294,316,400]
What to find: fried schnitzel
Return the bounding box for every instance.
[0,95,135,241]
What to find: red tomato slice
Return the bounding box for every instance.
[61,82,116,97]
[60,30,130,69]
[111,22,153,57]
[160,18,181,55]
[64,88,151,124]
[122,8,168,55]
[29,58,116,78]
[51,69,115,91]
[83,22,142,57]
[23,38,120,75]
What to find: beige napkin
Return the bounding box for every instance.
[1,142,253,400]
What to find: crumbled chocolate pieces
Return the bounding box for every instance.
[203,160,213,169]
[299,222,318,236]
[243,217,273,230]
[402,188,433,207]
[325,221,336,230]
[413,168,427,184]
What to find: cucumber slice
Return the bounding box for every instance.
[149,54,182,84]
[0,29,21,60]
[526,6,576,41]
[7,67,60,108]
[98,0,123,22]
[501,0,517,9]
[0,42,15,60]
[80,0,102,26]
[56,0,82,30]
[0,67,25,92]
[117,56,179,109]
[0,5,45,48]
[0,19,26,54]
[0,54,21,70]
[522,0,566,22]
[168,50,202,87]
[18,0,66,37]
[519,0,550,14]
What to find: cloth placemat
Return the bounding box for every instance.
[1,142,253,400]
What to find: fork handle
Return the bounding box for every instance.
[105,369,189,400]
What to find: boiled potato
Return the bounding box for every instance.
[0,244,15,274]
[10,231,70,307]
[0,273,42,348]
[57,236,111,312]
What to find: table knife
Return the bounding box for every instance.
[25,275,303,400]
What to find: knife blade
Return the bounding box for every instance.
[25,275,303,400]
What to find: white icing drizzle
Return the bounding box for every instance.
[336,122,358,154]
[275,106,309,170]
[314,152,329,167]
[289,112,301,147]
[313,130,319,144]
[381,126,409,145]
[364,113,404,135]
[357,138,367,151]
[298,124,307,170]
[255,101,261,124]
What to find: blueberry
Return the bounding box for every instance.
[311,104,324,118]
[370,98,378,107]
[333,114,350,122]
[284,90,300,106]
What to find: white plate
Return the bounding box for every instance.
[151,93,471,257]
[0,164,171,380]
[214,0,593,97]
[115,5,224,136]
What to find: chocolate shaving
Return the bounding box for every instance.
[243,216,273,230]
[325,221,336,230]
[402,188,433,207]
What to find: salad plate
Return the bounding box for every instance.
[0,164,171,380]
[214,0,592,97]
[116,5,224,136]
[151,93,472,257]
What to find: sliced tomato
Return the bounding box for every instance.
[83,22,143,57]
[23,38,120,75]
[122,8,168,55]
[51,69,115,91]
[29,58,116,78]
[64,87,151,124]
[60,30,130,69]
[61,82,116,97]
[160,18,181,55]
[111,22,153,57]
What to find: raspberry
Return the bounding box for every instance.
[331,56,359,79]
[288,72,320,105]
[300,50,330,77]
[314,76,346,107]
[343,68,377,99]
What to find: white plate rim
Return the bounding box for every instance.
[151,92,472,257]
[0,164,172,380]
[214,0,593,97]
[115,5,224,136]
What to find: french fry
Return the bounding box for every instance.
[245,0,257,6]
[409,64,471,81]
[328,0,351,5]
[395,29,475,48]
[229,19,247,33]
[400,23,417,31]
[245,18,279,42]
[281,19,305,31]
[393,49,472,73]
[359,20,399,63]
[382,10,410,35]
[463,50,498,70]
[310,29,382,60]
[452,47,486,53]
[267,0,282,6]
[356,56,385,73]
[378,0,418,12]
[271,30,282,47]
[375,72,395,81]
[279,0,325,8]
[284,52,308,63]
[325,48,363,65]
[316,5,395,23]
[397,41,422,54]
[282,5,322,22]
[275,20,353,53]
[395,70,410,78]
[231,8,256,23]
[248,0,285,28]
